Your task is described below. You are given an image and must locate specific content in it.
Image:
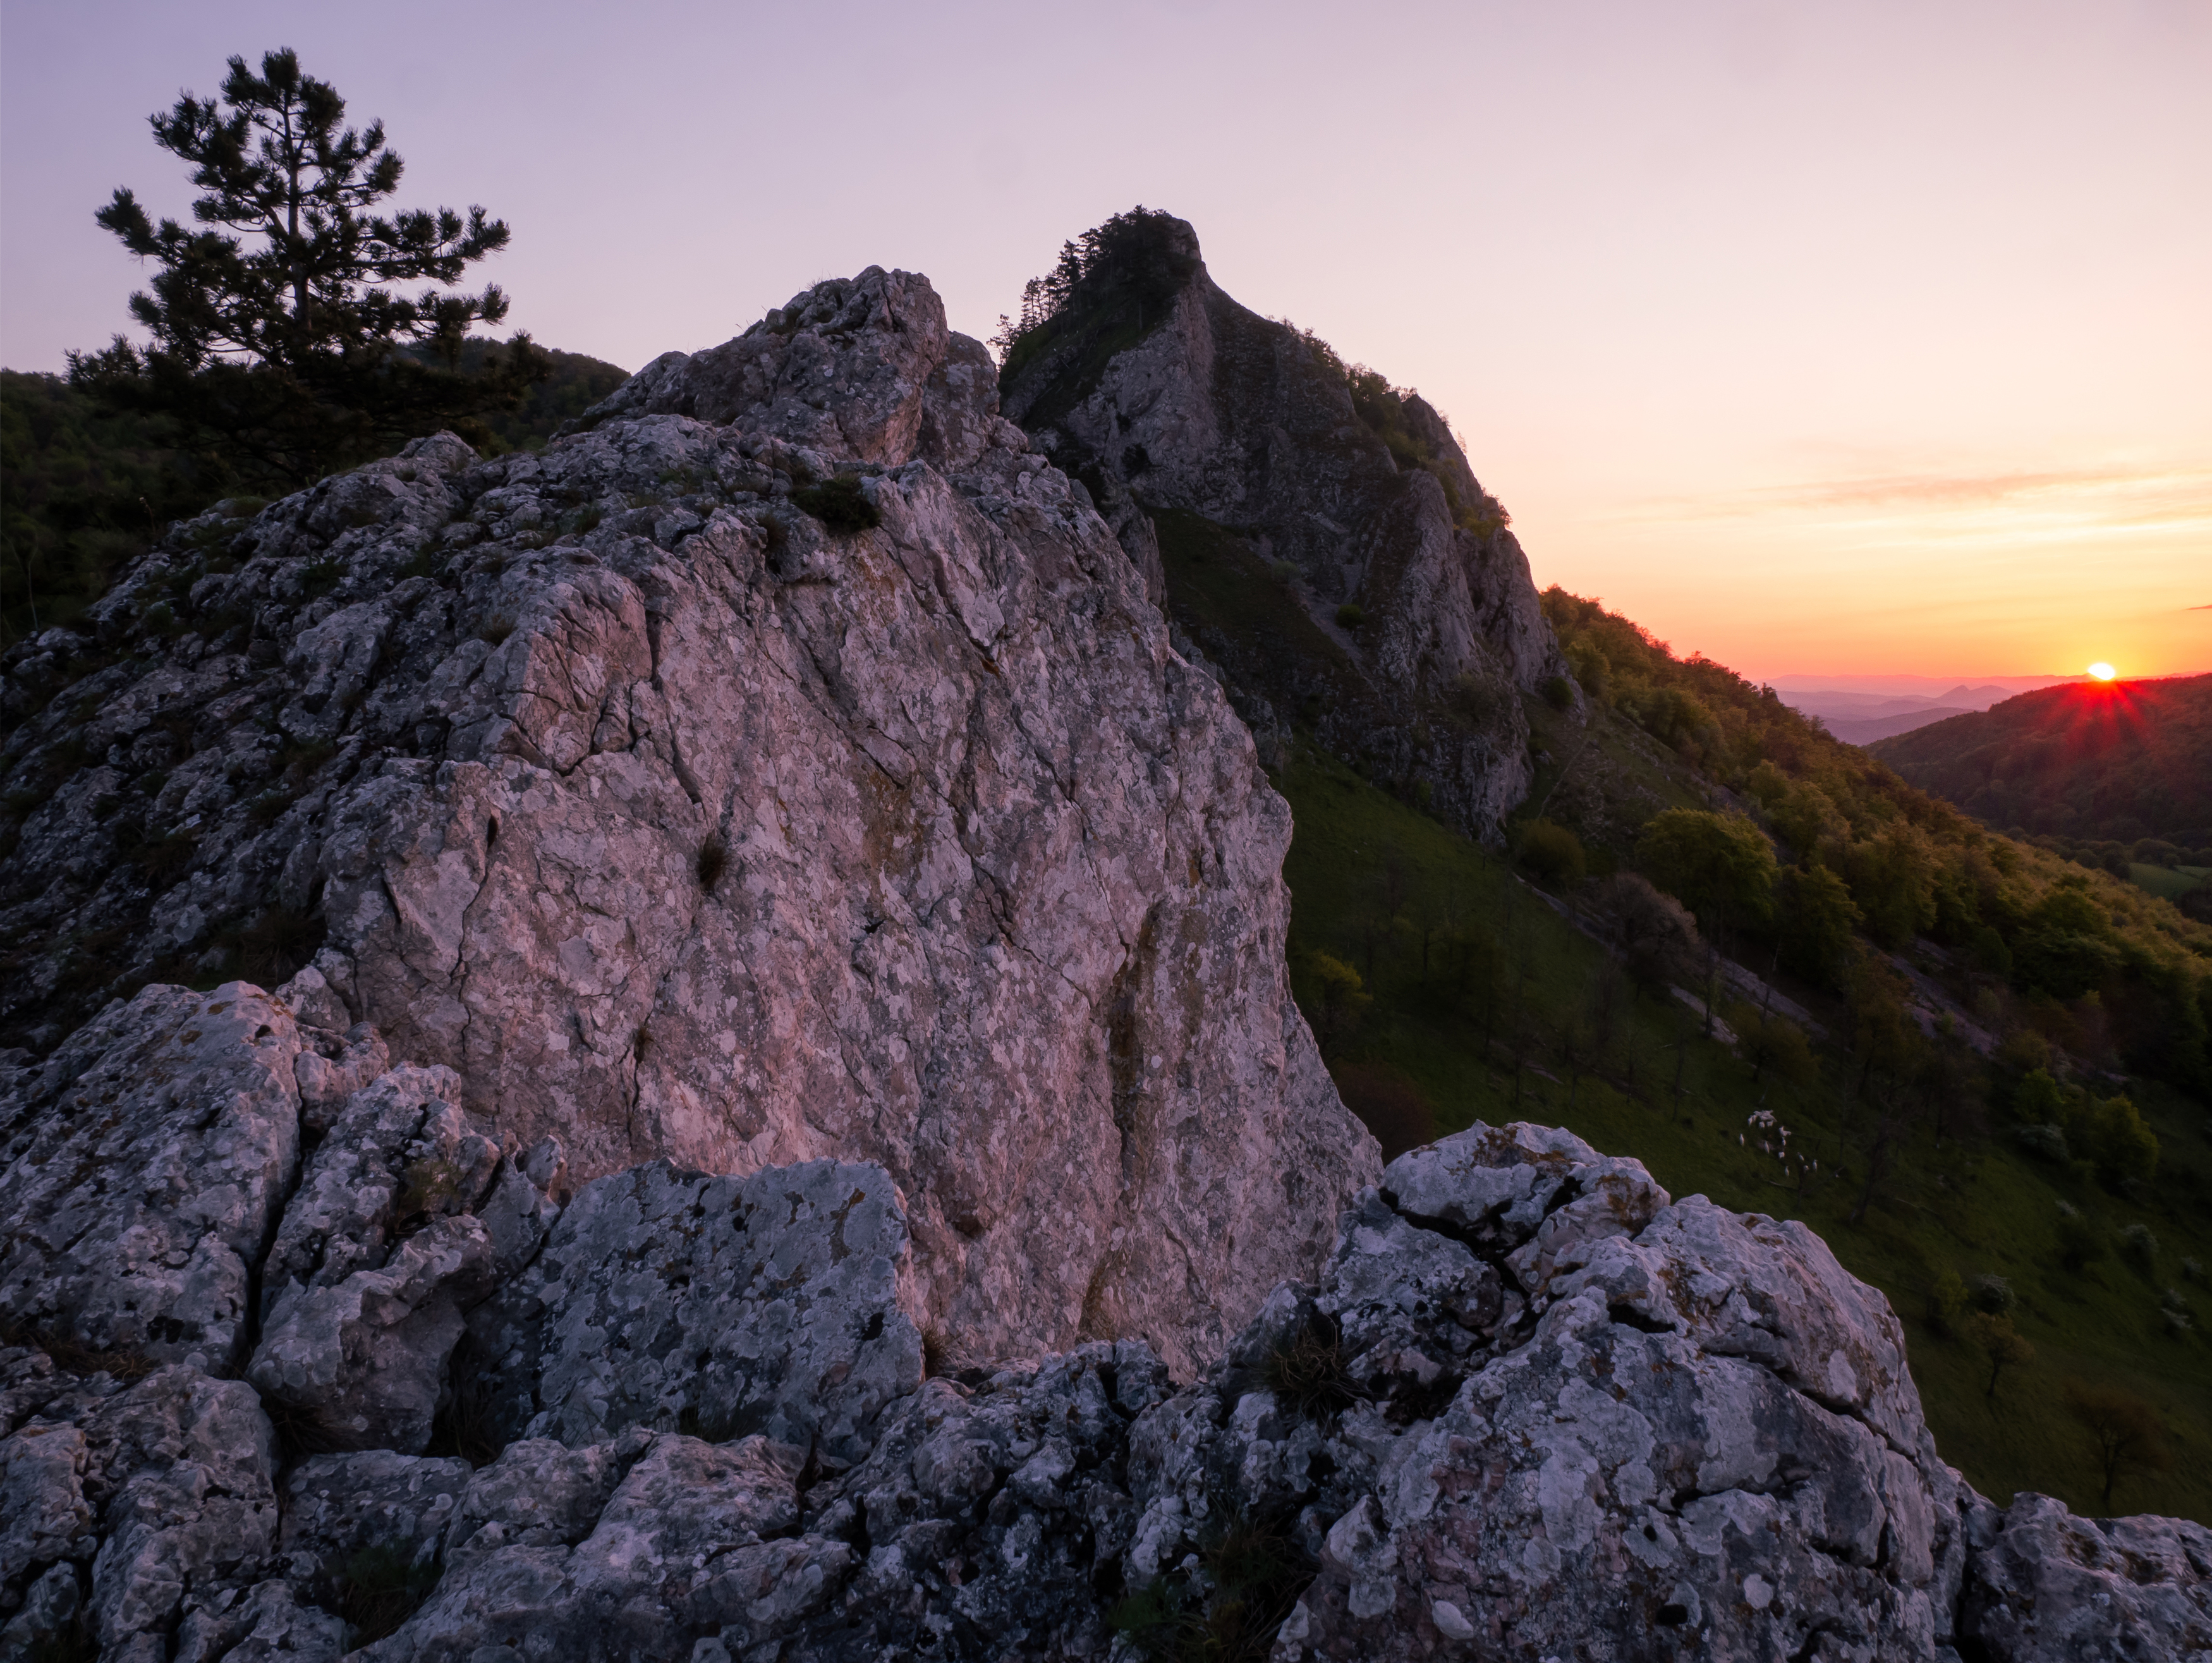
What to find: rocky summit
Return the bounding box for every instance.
[0,266,1376,1378]
[1,259,2206,1662]
[1001,214,1569,844]
[3,987,2206,1661]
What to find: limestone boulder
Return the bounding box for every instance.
[0,984,303,1372]
[1957,1492,2211,1660]
[464,1159,924,1465]
[0,262,1377,1376]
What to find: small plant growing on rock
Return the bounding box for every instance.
[1260,1312,1364,1418]
[696,836,728,894]
[1110,1505,1311,1663]
[792,473,880,532]
[1542,673,1576,711]
[1334,602,1365,630]
[239,905,323,985]
[392,1157,470,1234]
[334,1542,439,1647]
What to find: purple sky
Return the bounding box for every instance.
[4,0,2207,678]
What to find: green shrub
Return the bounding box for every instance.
[238,905,323,986]
[2120,1222,2159,1272]
[2055,1210,2106,1272]
[1260,1312,1364,1418]
[696,837,729,894]
[2015,1122,2069,1163]
[791,473,880,532]
[1334,602,1365,630]
[1967,1273,2015,1315]
[2010,1067,2065,1125]
[333,1542,439,1646]
[1542,674,1575,711]
[1520,819,1586,887]
[1926,1268,1968,1337]
[123,825,198,889]
[2075,1094,2160,1190]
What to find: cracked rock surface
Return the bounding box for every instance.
[2,984,2199,1661]
[0,263,1378,1377]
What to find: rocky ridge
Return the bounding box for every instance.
[1001,214,1572,843]
[0,265,1377,1377]
[3,985,2203,1662]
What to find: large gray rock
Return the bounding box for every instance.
[1959,1491,2211,1660]
[465,1159,924,1465]
[356,1432,827,1663]
[71,1367,281,1657]
[277,1450,473,1590]
[1,1100,2191,1663]
[246,1063,528,1454]
[0,261,1378,1377]
[0,984,303,1372]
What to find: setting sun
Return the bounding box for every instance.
[2087,662,2118,681]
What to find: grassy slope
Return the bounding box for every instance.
[1277,742,2212,1523]
[2132,863,2207,903]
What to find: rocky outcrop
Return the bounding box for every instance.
[0,264,1378,1375]
[1002,214,1571,841]
[3,987,2200,1660]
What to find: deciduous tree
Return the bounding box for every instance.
[1635,809,1777,934]
[2063,1381,2172,1512]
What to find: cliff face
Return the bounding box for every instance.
[1002,216,1569,842]
[0,267,1378,1376]
[3,990,2198,1661]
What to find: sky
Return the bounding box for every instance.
[3,0,2207,683]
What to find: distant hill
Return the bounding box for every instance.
[1824,705,1971,745]
[1872,674,2212,849]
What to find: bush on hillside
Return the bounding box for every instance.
[1519,819,1586,887]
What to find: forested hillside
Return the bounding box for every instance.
[1275,584,2212,1520]
[1872,673,2212,858]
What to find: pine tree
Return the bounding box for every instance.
[70,48,546,489]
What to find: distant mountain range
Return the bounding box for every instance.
[1871,673,2212,848]
[1777,681,2068,745]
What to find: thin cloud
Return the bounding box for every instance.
[1613,464,2212,525]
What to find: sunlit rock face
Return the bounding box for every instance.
[0,267,1379,1375]
[6,997,2194,1663]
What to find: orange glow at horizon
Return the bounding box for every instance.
[2087,662,2118,681]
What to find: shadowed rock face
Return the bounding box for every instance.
[4,997,2197,1661]
[0,266,1379,1377]
[1002,216,1571,843]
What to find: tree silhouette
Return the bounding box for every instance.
[72,47,544,487]
[2063,1380,2172,1513]
[1965,1312,2033,1403]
